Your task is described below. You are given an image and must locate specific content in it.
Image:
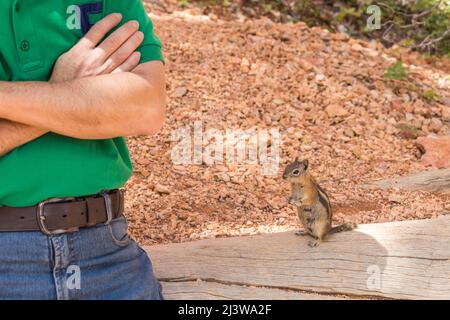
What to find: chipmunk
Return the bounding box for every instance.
[283,158,356,247]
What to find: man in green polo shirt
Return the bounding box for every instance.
[0,0,166,299]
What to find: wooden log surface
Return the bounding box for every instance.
[362,169,450,194]
[144,216,450,300]
[162,281,346,300]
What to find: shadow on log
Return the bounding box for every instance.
[144,215,450,300]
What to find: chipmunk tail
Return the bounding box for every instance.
[329,222,357,234]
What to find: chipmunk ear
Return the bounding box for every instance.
[302,159,309,170]
[294,156,299,163]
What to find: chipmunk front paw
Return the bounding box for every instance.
[308,239,320,247]
[286,196,302,206]
[295,230,308,236]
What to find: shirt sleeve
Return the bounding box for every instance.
[104,0,165,64]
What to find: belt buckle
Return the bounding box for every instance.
[100,191,113,225]
[37,197,78,235]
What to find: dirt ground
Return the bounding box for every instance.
[125,4,450,245]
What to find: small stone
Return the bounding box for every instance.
[280,32,291,41]
[155,184,170,194]
[367,49,378,57]
[263,114,272,125]
[189,233,199,240]
[375,122,386,130]
[315,74,326,82]
[405,113,414,122]
[173,87,188,98]
[443,97,450,107]
[300,145,312,152]
[298,59,313,72]
[216,172,231,183]
[351,126,363,136]
[140,169,150,178]
[443,106,450,120]
[404,103,414,113]
[325,104,348,117]
[320,29,330,40]
[388,194,402,204]
[344,128,355,138]
[334,31,349,41]
[429,118,443,133]
[352,146,362,159]
[310,141,321,150]
[351,43,363,51]
[240,58,250,73]
[387,117,397,125]
[272,98,284,105]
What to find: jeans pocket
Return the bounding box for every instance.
[106,216,133,247]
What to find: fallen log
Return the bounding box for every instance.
[145,215,450,300]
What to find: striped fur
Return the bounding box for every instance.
[313,178,333,221]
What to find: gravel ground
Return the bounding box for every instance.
[125,6,449,245]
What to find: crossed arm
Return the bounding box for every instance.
[0,14,166,156]
[0,61,165,139]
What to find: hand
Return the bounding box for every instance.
[50,13,144,82]
[287,195,302,206]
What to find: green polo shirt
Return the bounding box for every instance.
[0,0,164,207]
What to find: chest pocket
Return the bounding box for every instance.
[67,1,105,35]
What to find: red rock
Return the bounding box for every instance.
[416,136,450,169]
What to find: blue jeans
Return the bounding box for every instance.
[0,216,163,300]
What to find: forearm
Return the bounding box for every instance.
[0,120,46,157]
[0,69,165,139]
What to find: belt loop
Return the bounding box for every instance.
[101,192,113,225]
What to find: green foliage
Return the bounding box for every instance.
[384,61,408,80]
[185,0,450,55]
[263,4,272,14]
[178,0,189,8]
[394,123,421,139]
[422,89,439,102]
[377,0,449,54]
[332,6,363,24]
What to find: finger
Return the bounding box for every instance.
[95,20,140,61]
[75,13,123,49]
[111,52,141,73]
[101,31,144,74]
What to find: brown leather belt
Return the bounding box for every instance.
[0,189,124,235]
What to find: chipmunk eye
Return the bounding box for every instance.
[292,169,300,176]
